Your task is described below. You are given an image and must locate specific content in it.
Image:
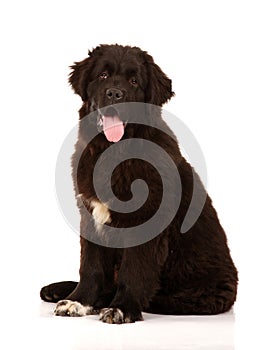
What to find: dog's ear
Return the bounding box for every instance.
[144,53,174,106]
[69,46,102,101]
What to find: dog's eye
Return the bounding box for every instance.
[129,77,138,87]
[99,71,109,80]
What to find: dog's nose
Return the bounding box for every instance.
[106,88,124,101]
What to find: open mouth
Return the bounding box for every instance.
[98,106,126,143]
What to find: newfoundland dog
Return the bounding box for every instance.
[40,44,238,324]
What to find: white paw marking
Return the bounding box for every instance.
[90,200,111,231]
[54,300,93,317]
[99,308,125,324]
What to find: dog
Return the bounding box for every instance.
[40,44,238,324]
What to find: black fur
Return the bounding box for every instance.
[41,45,238,323]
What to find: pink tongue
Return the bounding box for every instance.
[102,115,124,142]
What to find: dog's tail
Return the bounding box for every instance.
[40,281,78,303]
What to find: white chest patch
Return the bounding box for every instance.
[90,200,111,231]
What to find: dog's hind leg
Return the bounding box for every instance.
[145,283,237,315]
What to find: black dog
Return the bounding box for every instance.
[40,45,238,324]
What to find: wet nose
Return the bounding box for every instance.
[106,88,124,101]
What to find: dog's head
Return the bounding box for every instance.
[69,44,174,142]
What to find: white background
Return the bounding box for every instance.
[0,1,262,349]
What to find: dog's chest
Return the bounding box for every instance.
[75,142,165,209]
[92,158,152,202]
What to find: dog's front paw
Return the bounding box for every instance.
[54,300,93,317]
[99,307,143,324]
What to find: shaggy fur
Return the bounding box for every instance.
[40,44,238,323]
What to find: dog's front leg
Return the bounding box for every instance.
[55,235,115,317]
[99,236,168,324]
